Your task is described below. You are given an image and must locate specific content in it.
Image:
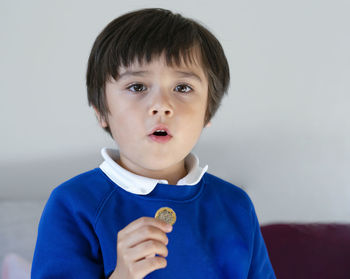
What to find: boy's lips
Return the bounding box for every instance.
[149,134,172,143]
[148,125,172,136]
[148,124,173,143]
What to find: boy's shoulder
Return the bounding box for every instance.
[203,172,254,213]
[47,168,115,215]
[53,167,112,195]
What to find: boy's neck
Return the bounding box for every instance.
[116,158,188,185]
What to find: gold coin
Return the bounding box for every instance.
[155,207,176,226]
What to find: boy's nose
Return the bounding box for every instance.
[150,106,173,117]
[148,92,174,117]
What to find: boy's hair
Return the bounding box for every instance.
[86,8,230,138]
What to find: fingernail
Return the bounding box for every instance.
[166,225,173,232]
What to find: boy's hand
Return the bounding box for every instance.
[109,216,173,279]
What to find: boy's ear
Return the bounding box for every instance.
[93,106,108,128]
[205,121,212,128]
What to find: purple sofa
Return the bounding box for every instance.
[261,223,350,279]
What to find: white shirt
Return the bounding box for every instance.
[99,147,208,195]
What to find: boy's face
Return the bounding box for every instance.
[95,52,210,182]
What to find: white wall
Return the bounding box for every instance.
[1,0,349,224]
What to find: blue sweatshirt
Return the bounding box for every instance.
[32,160,275,278]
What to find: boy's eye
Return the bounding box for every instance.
[126,83,193,94]
[127,83,146,93]
[175,84,192,94]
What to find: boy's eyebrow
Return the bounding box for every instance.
[117,71,148,81]
[117,70,203,83]
[175,71,203,82]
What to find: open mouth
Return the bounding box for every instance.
[153,130,168,136]
[149,129,172,143]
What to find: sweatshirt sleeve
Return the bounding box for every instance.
[247,203,276,279]
[31,187,105,278]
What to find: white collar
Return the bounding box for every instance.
[99,147,208,195]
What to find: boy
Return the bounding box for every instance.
[31,8,276,279]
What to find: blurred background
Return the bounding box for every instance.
[1,0,349,270]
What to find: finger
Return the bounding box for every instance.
[118,217,171,241]
[133,256,167,278]
[128,240,168,262]
[122,225,169,249]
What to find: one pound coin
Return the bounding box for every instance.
[155,207,176,226]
